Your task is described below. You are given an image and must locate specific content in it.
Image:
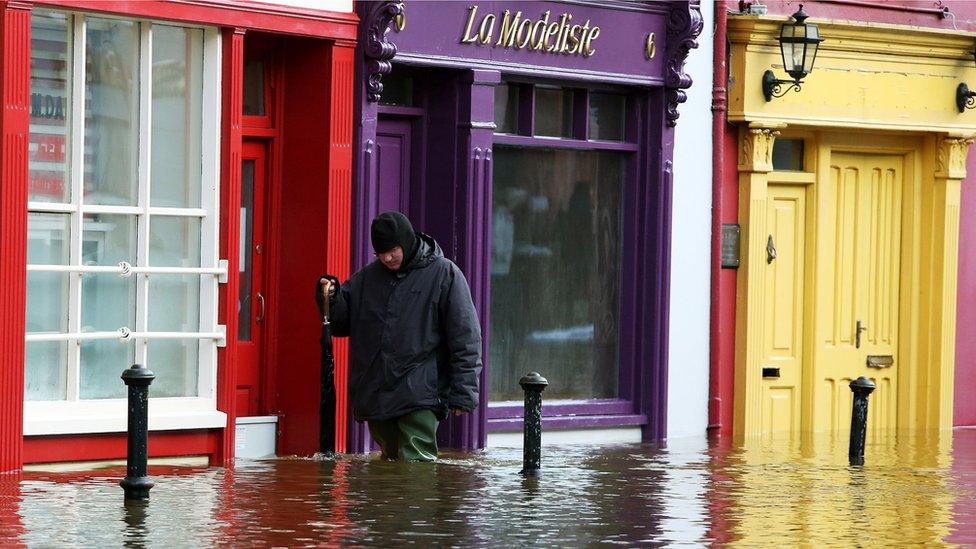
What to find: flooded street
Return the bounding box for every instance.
[4,429,976,546]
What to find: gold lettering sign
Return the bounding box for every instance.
[460,5,601,57]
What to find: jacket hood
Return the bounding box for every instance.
[400,232,443,273]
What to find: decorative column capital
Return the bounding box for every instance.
[364,1,404,103]
[936,134,974,180]
[737,123,784,173]
[664,0,703,127]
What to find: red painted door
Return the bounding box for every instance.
[237,140,268,417]
[376,118,412,215]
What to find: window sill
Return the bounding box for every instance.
[487,413,647,432]
[24,398,227,436]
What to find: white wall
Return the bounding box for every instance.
[256,0,353,13]
[667,1,713,439]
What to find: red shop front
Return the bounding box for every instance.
[0,0,356,471]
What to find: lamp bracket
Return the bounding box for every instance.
[762,70,802,102]
[957,82,976,113]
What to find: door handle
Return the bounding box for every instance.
[256,292,265,324]
[766,235,777,264]
[856,319,867,349]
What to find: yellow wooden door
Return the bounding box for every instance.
[813,152,903,433]
[760,185,806,434]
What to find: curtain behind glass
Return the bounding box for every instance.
[490,147,623,401]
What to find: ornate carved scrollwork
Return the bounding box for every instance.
[664,0,703,127]
[364,1,404,103]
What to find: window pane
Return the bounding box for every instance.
[29,11,71,203]
[494,83,518,134]
[85,18,139,206]
[148,340,199,397]
[149,216,201,267]
[27,214,70,401]
[25,342,68,401]
[243,59,265,116]
[588,92,625,141]
[151,25,203,208]
[80,273,135,399]
[28,212,70,265]
[378,70,414,107]
[238,159,255,341]
[772,139,804,171]
[80,340,132,399]
[534,88,573,138]
[27,272,68,333]
[148,275,200,332]
[490,147,622,401]
[83,213,136,265]
[81,273,135,331]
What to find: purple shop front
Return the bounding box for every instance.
[350,0,703,452]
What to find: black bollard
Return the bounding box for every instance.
[120,364,156,500]
[519,372,549,476]
[849,376,876,466]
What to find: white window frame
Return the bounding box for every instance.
[24,11,225,436]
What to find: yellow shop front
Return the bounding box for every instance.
[727,15,976,437]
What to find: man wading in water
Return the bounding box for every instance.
[317,212,482,461]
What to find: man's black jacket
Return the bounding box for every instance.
[317,233,482,422]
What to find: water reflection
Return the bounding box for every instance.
[8,430,976,545]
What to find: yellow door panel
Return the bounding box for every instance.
[814,152,902,433]
[760,185,805,434]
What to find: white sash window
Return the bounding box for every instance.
[25,10,224,435]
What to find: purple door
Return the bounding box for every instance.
[375,118,412,215]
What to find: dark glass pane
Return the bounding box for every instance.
[379,71,414,107]
[243,60,265,116]
[490,146,623,401]
[238,159,255,341]
[588,92,625,141]
[534,87,573,138]
[494,83,519,134]
[772,139,804,171]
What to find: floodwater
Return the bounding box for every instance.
[4,429,976,547]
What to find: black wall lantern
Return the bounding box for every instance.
[762,5,824,102]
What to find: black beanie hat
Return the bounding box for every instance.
[371,211,417,258]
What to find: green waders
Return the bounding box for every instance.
[367,409,439,462]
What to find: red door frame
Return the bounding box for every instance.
[2,2,356,471]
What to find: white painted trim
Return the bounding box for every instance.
[26,264,226,275]
[136,21,153,368]
[487,427,642,447]
[26,331,224,342]
[24,398,226,435]
[199,26,222,401]
[235,415,279,425]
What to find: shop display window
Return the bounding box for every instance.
[490,147,623,400]
[25,10,221,433]
[489,82,636,406]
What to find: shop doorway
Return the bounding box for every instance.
[237,140,269,417]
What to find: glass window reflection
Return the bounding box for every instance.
[490,146,623,401]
